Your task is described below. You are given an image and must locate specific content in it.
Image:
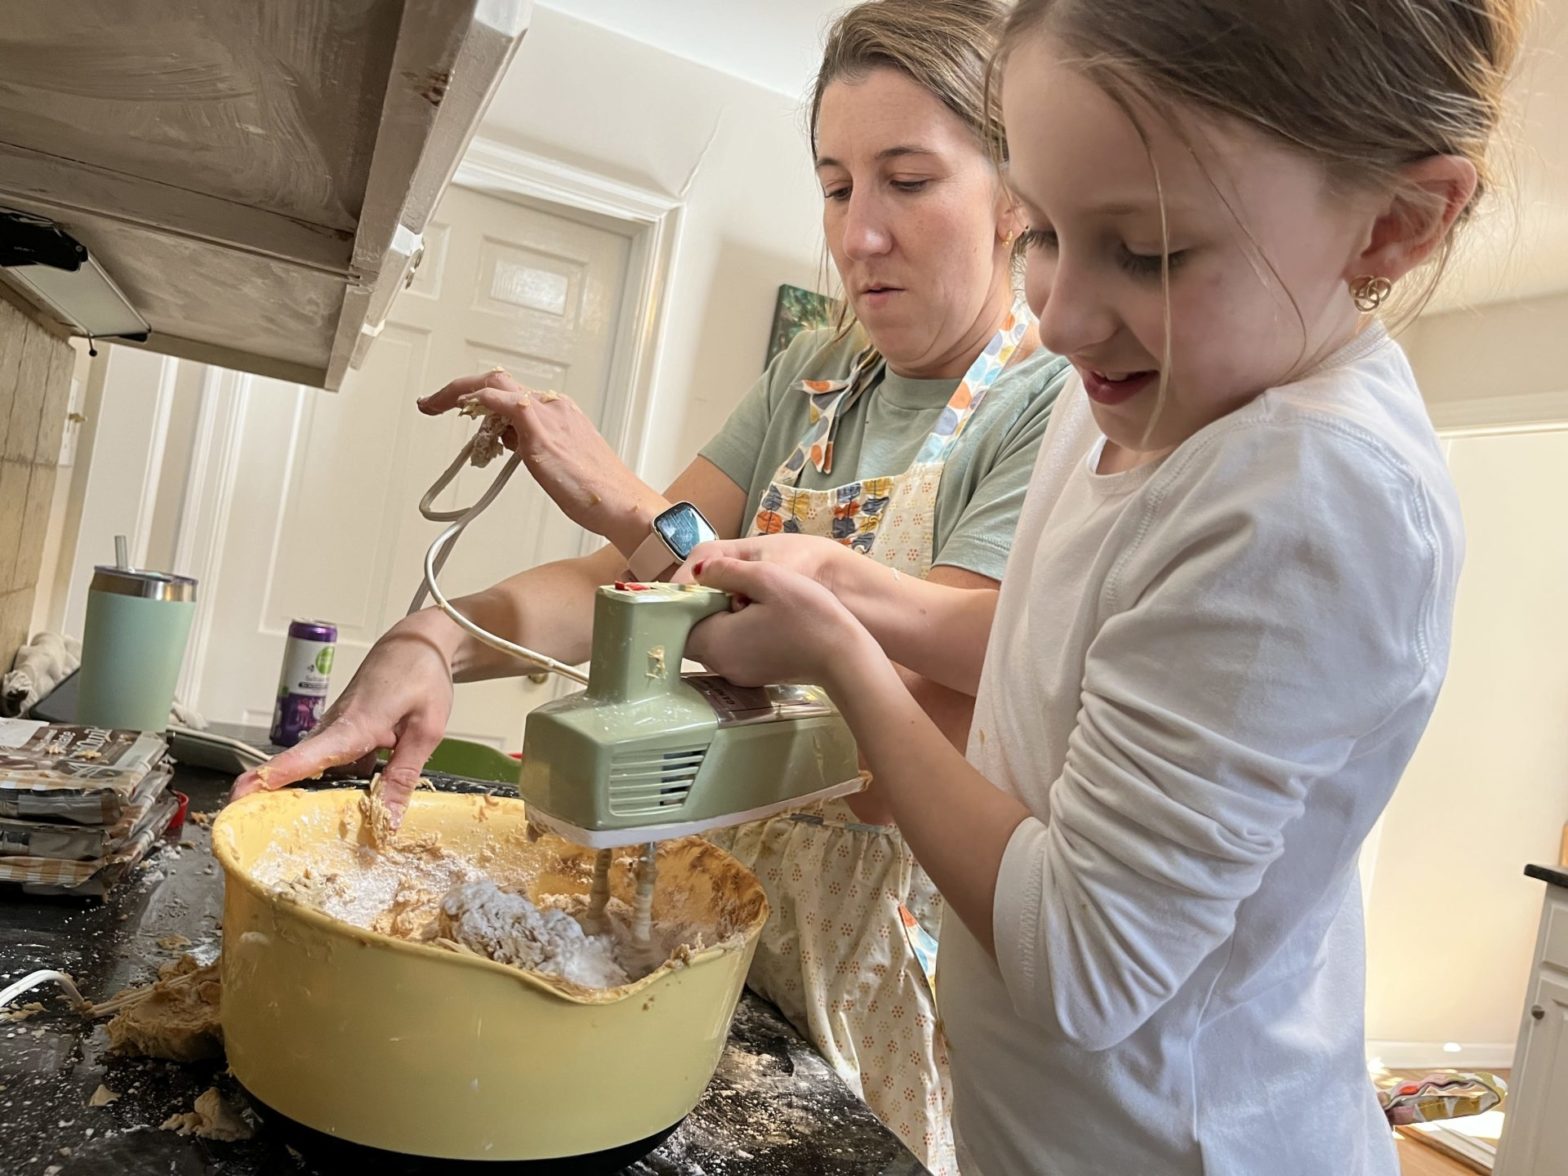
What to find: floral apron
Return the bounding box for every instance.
[715,303,1032,1175]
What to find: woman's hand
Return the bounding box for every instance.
[230,616,456,829]
[419,369,665,552]
[687,556,883,691]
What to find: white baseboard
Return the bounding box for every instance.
[1366,1040,1516,1071]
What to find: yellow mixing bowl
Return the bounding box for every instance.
[212,788,768,1160]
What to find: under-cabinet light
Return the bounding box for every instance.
[0,209,149,343]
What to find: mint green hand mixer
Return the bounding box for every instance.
[516,582,861,847]
[410,415,863,849]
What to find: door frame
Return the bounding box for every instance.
[452,136,683,494]
[171,363,252,707]
[166,139,682,710]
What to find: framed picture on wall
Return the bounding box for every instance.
[766,284,840,367]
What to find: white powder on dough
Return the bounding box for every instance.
[438,881,628,987]
[249,829,656,987]
[253,843,480,931]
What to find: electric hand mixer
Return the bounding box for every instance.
[517,581,861,848]
[409,401,864,853]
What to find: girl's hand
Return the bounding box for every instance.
[418,369,664,548]
[687,557,880,690]
[673,534,857,595]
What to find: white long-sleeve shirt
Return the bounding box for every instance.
[943,325,1462,1174]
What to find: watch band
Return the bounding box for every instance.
[627,528,678,582]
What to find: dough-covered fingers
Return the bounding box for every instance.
[230,716,378,800]
[371,716,444,831]
[418,367,527,416]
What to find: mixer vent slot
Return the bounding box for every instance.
[607,746,705,816]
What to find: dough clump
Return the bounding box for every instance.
[161,1086,253,1141]
[101,955,222,1062]
[438,881,628,987]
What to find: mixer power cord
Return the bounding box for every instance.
[410,407,589,686]
[414,408,660,934]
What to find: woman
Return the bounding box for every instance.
[235,1,1070,1168]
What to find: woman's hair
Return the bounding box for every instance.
[993,0,1528,317]
[806,0,1018,350]
[809,0,1010,161]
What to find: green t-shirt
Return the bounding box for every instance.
[700,327,1071,580]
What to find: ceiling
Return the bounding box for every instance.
[540,0,849,99]
[543,0,1568,312]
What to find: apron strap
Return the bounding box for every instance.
[911,299,1032,467]
[767,298,1034,488]
[774,346,885,483]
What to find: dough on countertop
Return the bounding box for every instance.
[103,956,222,1062]
[161,1086,253,1141]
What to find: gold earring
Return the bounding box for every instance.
[1350,275,1392,312]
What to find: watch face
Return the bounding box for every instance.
[655,503,718,559]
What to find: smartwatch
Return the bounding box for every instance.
[626,501,718,581]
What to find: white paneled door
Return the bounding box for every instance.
[184,186,633,746]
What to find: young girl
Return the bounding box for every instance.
[680,0,1523,1170]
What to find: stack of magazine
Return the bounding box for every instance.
[0,719,176,897]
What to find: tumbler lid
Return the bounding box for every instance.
[90,566,197,602]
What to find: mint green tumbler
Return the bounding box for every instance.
[76,567,197,732]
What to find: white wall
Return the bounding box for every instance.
[1362,303,1568,1067]
[480,5,826,488]
[35,347,193,642]
[1405,291,1568,433]
[31,339,91,637]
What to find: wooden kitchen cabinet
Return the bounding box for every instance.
[0,0,528,389]
[1493,872,1568,1176]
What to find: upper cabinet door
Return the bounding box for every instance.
[0,0,530,390]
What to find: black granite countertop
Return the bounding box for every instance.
[1525,863,1568,890]
[0,762,923,1176]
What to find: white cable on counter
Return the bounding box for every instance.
[0,969,86,1012]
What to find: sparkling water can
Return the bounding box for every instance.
[269,620,337,746]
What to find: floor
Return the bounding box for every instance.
[1395,1135,1477,1176]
